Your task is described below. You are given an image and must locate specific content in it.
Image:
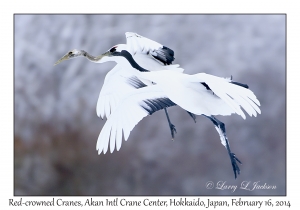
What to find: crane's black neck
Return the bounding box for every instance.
[112,50,149,72]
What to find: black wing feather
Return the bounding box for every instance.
[152,46,175,65]
[127,76,147,89]
[140,98,177,115]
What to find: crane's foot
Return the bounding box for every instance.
[164,108,177,140]
[230,152,242,179]
[187,111,197,123]
[202,115,243,179]
[170,123,177,140]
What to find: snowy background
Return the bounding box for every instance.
[14,14,285,195]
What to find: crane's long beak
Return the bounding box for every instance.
[54,54,69,66]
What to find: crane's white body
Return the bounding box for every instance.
[96,32,182,119]
[97,69,261,154]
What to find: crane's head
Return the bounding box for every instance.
[54,49,84,65]
[108,44,127,52]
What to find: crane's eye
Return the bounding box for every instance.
[109,47,117,53]
[68,51,72,55]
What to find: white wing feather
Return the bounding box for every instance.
[96,85,170,154]
[193,73,261,119]
[137,71,260,119]
[126,32,162,55]
[126,32,180,70]
[96,64,138,119]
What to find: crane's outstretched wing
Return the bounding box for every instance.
[125,32,175,66]
[193,73,261,119]
[96,65,148,119]
[97,64,183,119]
[96,85,176,154]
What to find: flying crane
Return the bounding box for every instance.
[55,32,195,139]
[55,33,261,178]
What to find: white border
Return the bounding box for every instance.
[2,0,298,208]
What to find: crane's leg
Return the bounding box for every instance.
[164,110,196,140]
[164,108,176,140]
[202,115,242,179]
